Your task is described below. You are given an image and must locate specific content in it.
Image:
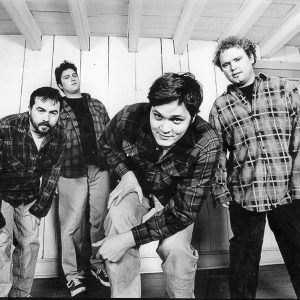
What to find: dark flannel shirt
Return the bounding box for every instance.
[99,103,220,246]
[0,111,66,226]
[59,93,110,177]
[209,73,300,212]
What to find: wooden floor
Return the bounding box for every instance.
[31,264,297,298]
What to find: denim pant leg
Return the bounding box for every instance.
[58,176,88,281]
[103,192,150,298]
[0,201,14,297]
[87,167,110,271]
[267,202,300,298]
[9,203,40,297]
[156,224,198,298]
[229,201,266,299]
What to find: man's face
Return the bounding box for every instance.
[150,100,192,149]
[220,47,255,87]
[29,97,60,135]
[59,68,80,95]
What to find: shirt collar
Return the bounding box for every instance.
[226,72,269,93]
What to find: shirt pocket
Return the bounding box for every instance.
[122,140,141,162]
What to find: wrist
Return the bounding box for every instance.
[123,230,136,248]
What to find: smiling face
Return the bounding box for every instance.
[29,97,60,136]
[220,47,255,87]
[150,100,192,149]
[58,68,81,96]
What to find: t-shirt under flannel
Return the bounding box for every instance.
[0,111,66,219]
[99,103,220,246]
[209,73,300,212]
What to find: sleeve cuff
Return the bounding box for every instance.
[115,162,130,178]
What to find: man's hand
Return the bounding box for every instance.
[108,171,143,209]
[92,231,136,263]
[31,215,41,231]
[221,202,230,208]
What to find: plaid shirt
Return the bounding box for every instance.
[99,103,220,246]
[59,93,110,177]
[209,73,300,212]
[0,111,66,225]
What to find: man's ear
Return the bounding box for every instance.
[191,115,196,123]
[58,84,63,91]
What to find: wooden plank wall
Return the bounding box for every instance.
[0,34,293,277]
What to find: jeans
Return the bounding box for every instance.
[58,166,109,281]
[0,201,40,297]
[229,201,300,299]
[104,192,198,298]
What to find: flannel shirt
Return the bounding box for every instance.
[209,73,300,212]
[99,103,220,246]
[59,93,110,177]
[0,111,66,225]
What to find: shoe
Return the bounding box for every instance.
[66,277,87,297]
[91,267,110,287]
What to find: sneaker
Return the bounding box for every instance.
[66,277,87,297]
[91,267,110,287]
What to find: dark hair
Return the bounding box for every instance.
[147,72,203,117]
[213,35,257,69]
[29,87,62,109]
[55,60,78,87]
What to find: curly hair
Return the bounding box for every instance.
[55,60,78,87]
[213,36,257,69]
[147,72,203,117]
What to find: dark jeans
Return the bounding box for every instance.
[229,201,300,299]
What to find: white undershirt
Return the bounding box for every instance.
[31,130,45,151]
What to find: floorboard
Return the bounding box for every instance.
[31,264,297,298]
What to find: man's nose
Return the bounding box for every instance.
[160,120,171,133]
[43,113,51,122]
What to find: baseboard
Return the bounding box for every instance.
[34,248,284,278]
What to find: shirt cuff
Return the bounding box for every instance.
[115,162,130,178]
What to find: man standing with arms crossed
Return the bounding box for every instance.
[93,72,220,298]
[209,35,300,298]
[55,61,110,297]
[0,87,66,297]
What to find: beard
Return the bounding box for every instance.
[30,116,52,136]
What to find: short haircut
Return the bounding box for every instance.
[213,35,257,69]
[29,87,62,109]
[55,60,78,87]
[147,72,203,117]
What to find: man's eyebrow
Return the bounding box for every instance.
[153,109,184,119]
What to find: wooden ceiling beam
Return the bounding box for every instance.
[0,0,42,50]
[260,3,300,58]
[173,0,208,54]
[67,0,90,51]
[128,0,143,52]
[220,0,273,39]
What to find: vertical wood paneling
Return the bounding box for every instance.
[20,36,54,113]
[81,37,109,110]
[161,39,189,73]
[108,37,135,118]
[188,40,218,121]
[135,38,162,103]
[161,39,180,73]
[0,35,25,117]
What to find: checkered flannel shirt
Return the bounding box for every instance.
[209,73,300,212]
[0,112,66,223]
[99,103,220,246]
[59,93,110,177]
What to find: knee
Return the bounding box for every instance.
[104,202,140,235]
[157,240,198,273]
